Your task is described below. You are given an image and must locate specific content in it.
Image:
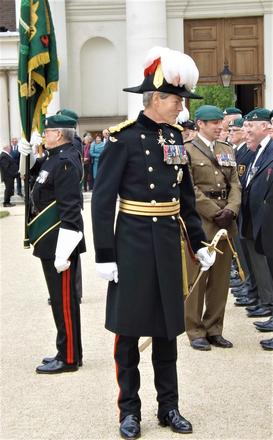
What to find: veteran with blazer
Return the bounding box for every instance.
[92,47,215,439]
[240,109,273,318]
[184,105,241,351]
[19,114,85,374]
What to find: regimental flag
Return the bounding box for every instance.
[18,0,59,141]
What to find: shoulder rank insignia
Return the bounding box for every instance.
[109,119,136,134]
[171,123,184,132]
[109,136,118,142]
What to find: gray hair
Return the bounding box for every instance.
[60,128,75,143]
[143,91,172,108]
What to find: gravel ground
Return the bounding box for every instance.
[0,194,272,440]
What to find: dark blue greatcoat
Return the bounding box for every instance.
[91,111,206,340]
[30,143,85,259]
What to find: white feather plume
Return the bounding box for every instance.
[143,46,199,91]
[177,105,190,124]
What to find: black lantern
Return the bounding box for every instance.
[220,63,232,87]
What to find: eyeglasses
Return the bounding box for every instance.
[42,129,60,135]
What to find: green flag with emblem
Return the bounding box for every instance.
[18,0,59,141]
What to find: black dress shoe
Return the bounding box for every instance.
[231,284,246,293]
[159,409,193,434]
[247,307,272,318]
[42,356,83,367]
[230,279,244,288]
[234,297,257,307]
[207,335,233,348]
[232,287,249,298]
[190,337,211,351]
[254,317,273,332]
[245,304,260,312]
[120,415,140,439]
[36,359,78,374]
[3,202,16,207]
[260,337,273,350]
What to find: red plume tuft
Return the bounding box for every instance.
[144,57,161,77]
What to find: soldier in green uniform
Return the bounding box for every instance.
[184,105,241,351]
[91,47,216,439]
[19,114,85,373]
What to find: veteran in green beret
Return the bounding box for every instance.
[184,104,242,351]
[222,106,243,137]
[18,113,86,373]
[239,108,273,321]
[57,108,83,156]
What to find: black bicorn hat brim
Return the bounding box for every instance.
[123,75,202,99]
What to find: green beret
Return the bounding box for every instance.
[45,114,77,129]
[229,118,244,128]
[57,108,79,122]
[195,105,224,121]
[223,107,242,115]
[270,110,273,120]
[244,108,271,122]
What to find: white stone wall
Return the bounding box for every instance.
[0,0,272,143]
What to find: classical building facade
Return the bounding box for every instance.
[0,0,272,142]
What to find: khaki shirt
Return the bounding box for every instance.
[185,135,241,240]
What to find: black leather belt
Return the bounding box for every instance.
[204,189,229,200]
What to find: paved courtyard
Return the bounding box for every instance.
[0,189,272,440]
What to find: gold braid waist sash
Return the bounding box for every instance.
[119,198,180,216]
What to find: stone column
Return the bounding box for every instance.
[8,69,21,138]
[0,70,10,146]
[264,13,273,109]
[47,0,68,115]
[125,0,167,118]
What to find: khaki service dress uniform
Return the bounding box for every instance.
[184,135,241,341]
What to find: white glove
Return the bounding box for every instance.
[96,262,119,283]
[54,257,71,273]
[54,228,83,273]
[196,247,216,271]
[18,138,33,156]
[30,131,43,147]
[18,138,36,175]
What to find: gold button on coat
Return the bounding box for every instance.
[152,217,158,222]
[145,150,150,155]
[148,167,153,172]
[150,183,155,189]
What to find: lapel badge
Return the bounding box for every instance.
[238,164,246,176]
[109,136,118,142]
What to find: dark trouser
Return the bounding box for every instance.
[266,257,273,284]
[15,175,22,194]
[75,255,83,301]
[114,335,178,422]
[245,239,273,306]
[41,256,82,364]
[83,163,90,191]
[3,177,14,203]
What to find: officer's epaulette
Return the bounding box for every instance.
[109,119,136,134]
[171,123,184,132]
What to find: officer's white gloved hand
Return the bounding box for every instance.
[54,257,71,273]
[196,247,216,271]
[96,262,119,283]
[18,138,33,156]
[30,131,43,147]
[18,138,36,175]
[54,228,83,273]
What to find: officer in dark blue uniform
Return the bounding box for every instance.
[92,47,216,439]
[19,114,85,374]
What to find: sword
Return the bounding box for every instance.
[139,229,228,352]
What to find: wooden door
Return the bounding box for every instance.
[184,17,264,86]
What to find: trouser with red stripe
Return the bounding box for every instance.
[41,256,82,364]
[114,335,178,422]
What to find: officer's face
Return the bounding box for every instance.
[245,121,269,150]
[229,127,244,145]
[152,93,183,124]
[43,129,62,149]
[197,120,223,141]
